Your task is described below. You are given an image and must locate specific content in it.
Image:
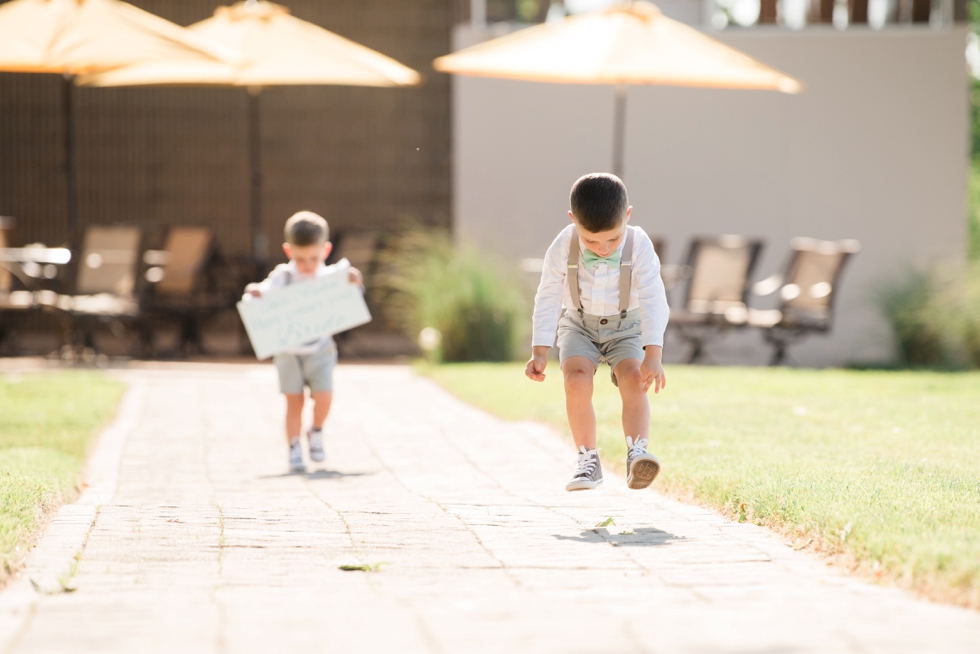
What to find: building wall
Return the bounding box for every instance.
[453,27,971,366]
[0,0,452,262]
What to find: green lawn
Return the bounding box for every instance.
[0,371,124,582]
[424,363,980,608]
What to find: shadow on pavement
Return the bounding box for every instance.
[256,469,376,480]
[552,527,683,547]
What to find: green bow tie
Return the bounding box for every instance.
[582,248,620,270]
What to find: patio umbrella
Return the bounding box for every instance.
[82,0,423,261]
[433,0,802,177]
[0,0,239,234]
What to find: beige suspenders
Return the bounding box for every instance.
[566,226,635,318]
[618,226,635,318]
[567,234,583,314]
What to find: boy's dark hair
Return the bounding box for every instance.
[569,173,629,233]
[284,211,329,246]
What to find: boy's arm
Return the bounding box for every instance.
[634,231,669,393]
[348,266,364,290]
[525,345,550,381]
[242,265,288,301]
[634,231,670,352]
[526,231,568,381]
[530,231,568,347]
[641,345,665,394]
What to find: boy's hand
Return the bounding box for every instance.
[640,345,666,394]
[525,346,550,382]
[348,267,364,288]
[245,283,262,298]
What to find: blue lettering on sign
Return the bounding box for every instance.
[237,266,371,359]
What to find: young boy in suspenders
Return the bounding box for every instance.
[525,174,670,491]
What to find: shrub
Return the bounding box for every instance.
[969,162,980,260]
[374,228,526,362]
[882,263,980,368]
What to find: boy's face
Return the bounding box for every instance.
[569,207,632,258]
[283,240,331,275]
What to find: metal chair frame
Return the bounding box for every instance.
[748,238,860,365]
[668,235,765,363]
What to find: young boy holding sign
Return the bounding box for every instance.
[525,174,669,492]
[244,211,363,472]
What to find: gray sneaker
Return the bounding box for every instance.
[566,446,603,491]
[288,438,304,472]
[307,428,325,463]
[626,436,660,490]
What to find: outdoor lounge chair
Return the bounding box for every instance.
[0,216,12,295]
[668,235,764,363]
[746,237,861,365]
[649,239,690,293]
[139,226,233,356]
[332,230,380,273]
[650,238,680,291]
[328,230,382,354]
[0,218,77,354]
[56,225,142,354]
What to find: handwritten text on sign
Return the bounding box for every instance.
[236,266,371,360]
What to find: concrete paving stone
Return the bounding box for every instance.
[1,363,979,653]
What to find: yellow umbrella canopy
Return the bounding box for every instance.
[82,0,422,87]
[433,1,801,178]
[80,0,422,261]
[0,0,237,74]
[433,1,800,93]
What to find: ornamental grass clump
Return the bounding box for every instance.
[882,263,980,368]
[375,228,525,363]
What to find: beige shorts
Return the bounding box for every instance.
[557,308,644,387]
[273,342,337,395]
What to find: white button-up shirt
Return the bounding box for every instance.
[531,224,670,348]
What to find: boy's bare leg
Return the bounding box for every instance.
[284,393,305,443]
[614,358,650,441]
[561,356,598,450]
[310,391,332,429]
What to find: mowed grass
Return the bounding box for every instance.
[0,371,124,582]
[425,363,980,608]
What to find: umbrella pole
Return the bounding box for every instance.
[248,86,265,268]
[612,83,627,179]
[63,74,78,239]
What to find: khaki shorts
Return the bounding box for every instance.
[273,342,337,395]
[557,308,644,387]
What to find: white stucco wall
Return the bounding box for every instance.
[452,27,970,366]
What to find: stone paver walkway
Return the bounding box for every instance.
[3,363,980,653]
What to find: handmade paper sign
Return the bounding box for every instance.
[237,263,371,360]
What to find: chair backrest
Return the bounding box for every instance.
[680,235,764,314]
[334,231,378,275]
[777,238,860,326]
[0,216,13,293]
[650,238,666,263]
[75,225,142,296]
[155,226,213,296]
